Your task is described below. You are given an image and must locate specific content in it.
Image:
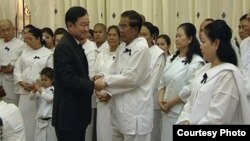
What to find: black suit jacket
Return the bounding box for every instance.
[52,32,94,131]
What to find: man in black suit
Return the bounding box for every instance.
[52,6,94,141]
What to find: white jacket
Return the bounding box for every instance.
[177,63,250,124]
[103,37,153,135]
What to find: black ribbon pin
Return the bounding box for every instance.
[200,73,208,84]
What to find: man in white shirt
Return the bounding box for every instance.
[94,10,152,141]
[239,12,250,107]
[0,86,25,141]
[0,19,25,105]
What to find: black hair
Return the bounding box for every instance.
[239,14,248,21]
[153,26,159,40]
[28,27,45,46]
[143,22,155,36]
[40,67,54,83]
[42,27,54,47]
[54,28,67,35]
[42,27,54,37]
[23,24,35,30]
[171,23,202,63]
[121,10,142,33]
[65,6,88,28]
[204,18,214,22]
[157,34,171,46]
[88,29,94,37]
[107,25,120,38]
[204,20,237,66]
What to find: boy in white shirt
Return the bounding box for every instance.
[29,67,56,141]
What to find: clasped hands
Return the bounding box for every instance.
[93,74,111,102]
[0,63,14,74]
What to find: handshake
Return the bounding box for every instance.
[92,74,111,102]
[92,74,106,91]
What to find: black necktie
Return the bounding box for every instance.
[200,73,208,84]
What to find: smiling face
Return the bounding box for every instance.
[67,14,90,41]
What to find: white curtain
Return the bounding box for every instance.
[0,0,17,26]
[2,0,249,49]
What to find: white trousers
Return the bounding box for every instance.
[112,129,150,141]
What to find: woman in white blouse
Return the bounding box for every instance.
[177,20,250,125]
[93,25,121,141]
[14,27,53,141]
[158,23,205,141]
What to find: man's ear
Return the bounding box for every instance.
[66,22,74,30]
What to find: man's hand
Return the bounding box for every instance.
[94,76,106,91]
[1,63,14,74]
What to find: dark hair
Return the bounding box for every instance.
[65,6,88,28]
[140,14,146,23]
[28,27,45,46]
[23,24,35,30]
[239,14,248,21]
[54,28,67,35]
[88,29,94,37]
[143,22,155,36]
[204,20,237,66]
[42,27,54,37]
[157,34,171,46]
[204,18,214,22]
[142,22,157,45]
[153,26,159,40]
[40,67,54,83]
[107,25,120,38]
[121,10,142,33]
[171,23,202,63]
[42,27,54,47]
[54,28,67,45]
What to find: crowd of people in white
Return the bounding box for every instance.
[0,6,250,141]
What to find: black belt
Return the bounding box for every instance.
[40,117,51,120]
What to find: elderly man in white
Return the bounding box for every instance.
[0,19,25,105]
[94,10,153,141]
